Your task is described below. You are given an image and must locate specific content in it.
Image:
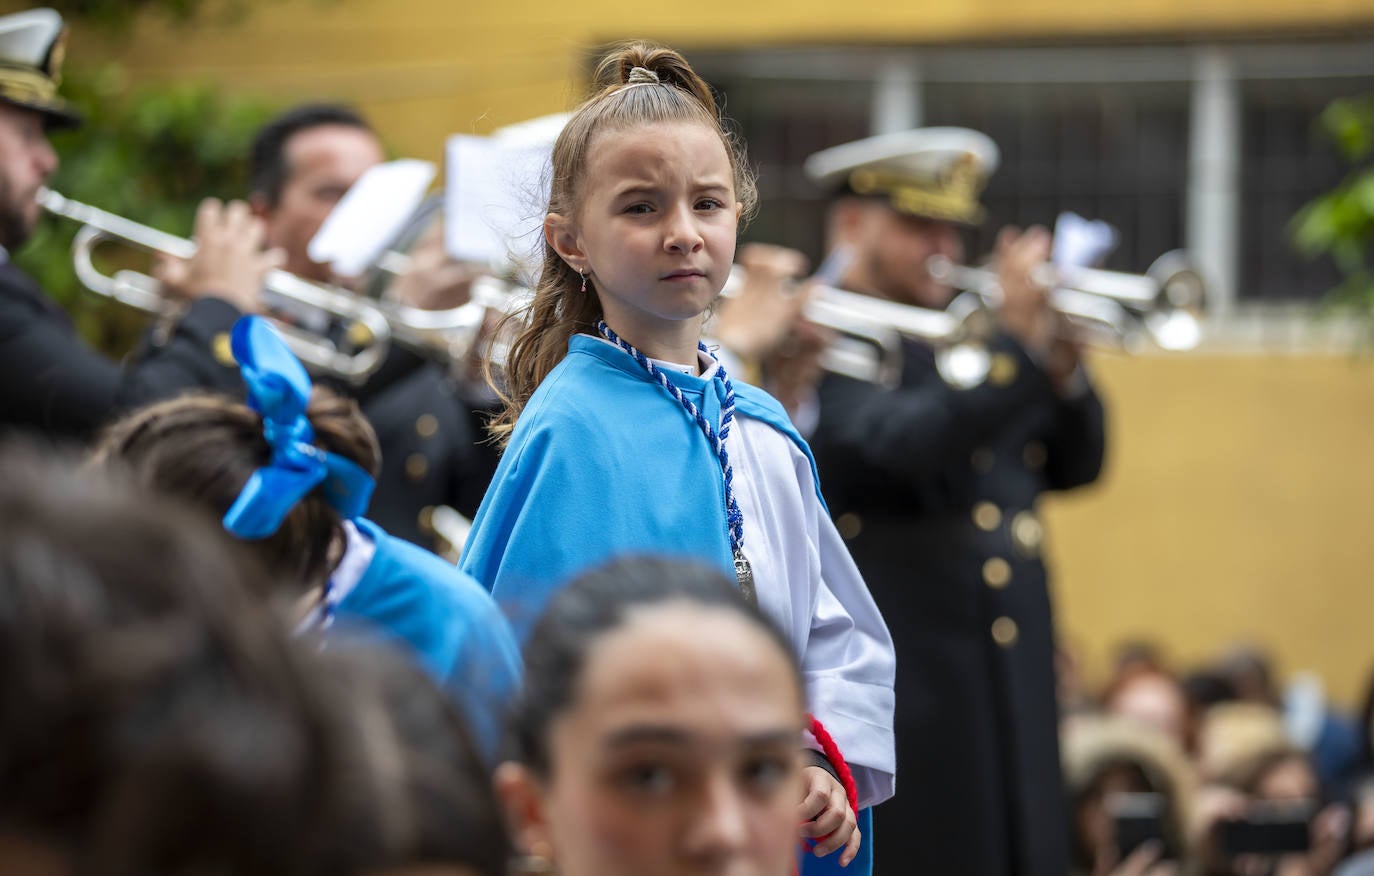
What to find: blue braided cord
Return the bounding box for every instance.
[595,321,745,554]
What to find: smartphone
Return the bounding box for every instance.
[1215,800,1314,857]
[1108,792,1174,861]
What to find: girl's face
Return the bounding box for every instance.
[547,121,742,361]
[498,603,804,876]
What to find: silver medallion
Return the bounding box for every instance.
[733,549,757,607]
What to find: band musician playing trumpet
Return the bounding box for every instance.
[151,103,499,552]
[802,128,1108,876]
[0,9,273,442]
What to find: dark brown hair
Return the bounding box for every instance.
[0,446,348,876]
[92,389,381,596]
[506,555,799,778]
[487,42,758,444]
[308,642,509,875]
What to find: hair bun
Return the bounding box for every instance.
[626,66,660,85]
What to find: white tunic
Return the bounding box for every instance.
[649,345,897,808]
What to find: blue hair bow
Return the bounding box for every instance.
[221,316,375,540]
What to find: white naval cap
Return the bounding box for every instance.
[804,127,999,225]
[0,8,80,129]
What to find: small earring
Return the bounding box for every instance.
[578,269,587,294]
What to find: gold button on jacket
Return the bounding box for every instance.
[404,453,430,482]
[982,557,1012,588]
[991,616,1019,647]
[415,413,440,439]
[212,332,236,367]
[972,502,1002,531]
[836,512,863,540]
[988,353,1018,386]
[1011,511,1044,556]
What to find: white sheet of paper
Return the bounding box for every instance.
[308,158,436,278]
[445,134,551,273]
[1052,211,1119,270]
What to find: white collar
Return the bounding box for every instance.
[587,333,720,378]
[293,520,376,635]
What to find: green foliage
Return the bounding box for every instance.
[1291,95,1374,321]
[12,64,276,354]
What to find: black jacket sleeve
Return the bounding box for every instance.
[1042,374,1107,491]
[0,265,121,441]
[117,297,246,407]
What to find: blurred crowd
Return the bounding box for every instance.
[1057,639,1374,876]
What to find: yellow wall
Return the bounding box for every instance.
[1046,352,1374,707]
[36,0,1374,165]
[18,0,1374,702]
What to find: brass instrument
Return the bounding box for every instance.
[926,250,1205,353]
[719,269,994,389]
[40,189,394,384]
[352,194,532,368]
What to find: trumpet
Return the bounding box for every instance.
[39,189,394,384]
[719,269,994,389]
[926,250,1205,353]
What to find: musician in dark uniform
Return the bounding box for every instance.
[241,104,498,550]
[803,129,1107,876]
[0,9,265,442]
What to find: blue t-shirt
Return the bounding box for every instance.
[334,518,522,758]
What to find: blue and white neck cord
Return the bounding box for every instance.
[595,320,756,605]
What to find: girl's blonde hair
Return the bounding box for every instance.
[486,42,758,445]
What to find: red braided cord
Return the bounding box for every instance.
[806,713,858,818]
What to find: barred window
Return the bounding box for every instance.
[697,42,1374,308]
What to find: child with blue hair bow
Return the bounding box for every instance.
[94,315,521,756]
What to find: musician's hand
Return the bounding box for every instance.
[994,224,1054,353]
[766,318,832,420]
[156,198,282,314]
[1046,322,1086,394]
[798,766,861,866]
[388,221,479,311]
[713,243,809,363]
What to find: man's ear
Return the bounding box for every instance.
[494,761,555,862]
[545,212,585,273]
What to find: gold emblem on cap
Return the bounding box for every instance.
[983,557,1012,589]
[991,616,1019,647]
[850,169,879,195]
[415,414,439,439]
[882,151,989,225]
[972,502,1001,532]
[1011,512,1043,556]
[47,27,68,84]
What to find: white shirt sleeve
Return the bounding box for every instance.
[731,416,896,809]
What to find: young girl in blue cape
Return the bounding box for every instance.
[459,43,895,872]
[95,315,521,756]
